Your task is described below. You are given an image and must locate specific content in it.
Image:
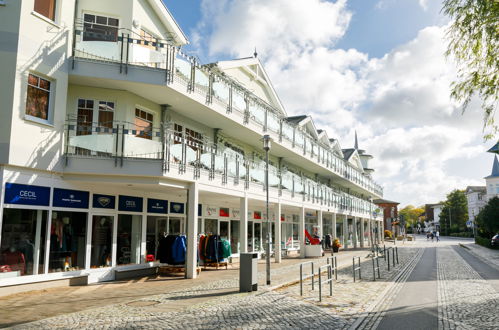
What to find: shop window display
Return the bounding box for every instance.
[219,221,229,240]
[117,215,142,265]
[230,220,239,253]
[1,209,47,277]
[91,215,113,268]
[168,217,183,234]
[204,218,217,235]
[248,221,253,252]
[254,222,261,251]
[49,211,87,273]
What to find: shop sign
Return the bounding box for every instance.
[205,205,218,216]
[253,211,262,219]
[281,214,285,222]
[53,188,89,209]
[4,182,50,206]
[305,211,317,217]
[147,198,168,214]
[119,195,143,212]
[93,194,115,209]
[170,202,184,214]
[231,209,240,219]
[219,207,229,217]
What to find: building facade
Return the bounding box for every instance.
[465,186,486,225]
[0,0,384,288]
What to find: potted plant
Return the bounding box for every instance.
[332,238,341,252]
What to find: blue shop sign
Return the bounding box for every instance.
[93,194,116,209]
[169,202,185,214]
[119,195,143,212]
[53,188,89,209]
[147,198,168,214]
[4,183,50,206]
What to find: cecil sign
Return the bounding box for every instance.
[4,183,50,206]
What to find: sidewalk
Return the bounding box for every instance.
[0,248,375,328]
[462,242,499,270]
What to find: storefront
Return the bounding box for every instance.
[0,180,190,285]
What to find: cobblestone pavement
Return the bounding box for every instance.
[464,243,499,271]
[437,246,499,330]
[6,238,499,329]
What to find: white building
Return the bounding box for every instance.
[485,156,499,200]
[0,0,384,291]
[465,186,486,224]
[431,204,443,231]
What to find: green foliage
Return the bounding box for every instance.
[439,189,468,234]
[476,196,499,237]
[443,0,499,140]
[475,235,499,250]
[449,232,474,238]
[399,205,425,228]
[384,230,393,238]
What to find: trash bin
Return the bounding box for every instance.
[240,252,258,292]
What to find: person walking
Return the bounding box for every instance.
[436,231,440,242]
[431,232,434,241]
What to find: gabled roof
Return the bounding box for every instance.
[317,130,331,146]
[342,148,355,161]
[148,0,188,46]
[215,57,286,115]
[329,139,344,157]
[286,115,308,125]
[342,148,364,171]
[374,198,399,205]
[465,186,486,193]
[487,141,499,154]
[485,155,499,179]
[284,115,319,139]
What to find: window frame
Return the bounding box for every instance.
[33,0,57,22]
[24,73,54,126]
[134,107,154,140]
[82,12,120,42]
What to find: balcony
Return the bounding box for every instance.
[64,119,379,217]
[71,25,383,197]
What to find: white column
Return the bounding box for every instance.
[44,210,53,274]
[360,218,365,248]
[343,214,348,249]
[332,213,337,241]
[380,220,384,243]
[275,202,282,263]
[33,210,43,275]
[317,209,323,239]
[84,212,91,270]
[239,196,248,254]
[112,215,118,267]
[299,206,305,258]
[353,217,358,248]
[186,182,199,279]
[141,214,147,263]
[368,218,373,247]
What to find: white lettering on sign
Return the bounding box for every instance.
[19,191,37,199]
[126,201,136,208]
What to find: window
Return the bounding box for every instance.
[98,101,114,129]
[186,128,203,150]
[173,123,183,144]
[91,215,113,268]
[117,214,142,265]
[134,109,153,139]
[83,13,119,42]
[34,0,56,21]
[1,209,48,277]
[26,73,51,121]
[140,29,157,50]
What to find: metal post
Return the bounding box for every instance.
[396,246,399,264]
[300,264,303,296]
[264,135,271,286]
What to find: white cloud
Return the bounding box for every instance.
[419,0,429,11]
[194,0,490,206]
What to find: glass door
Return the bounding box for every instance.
[168,217,183,235]
[205,218,218,235]
[248,221,253,252]
[91,215,113,268]
[230,220,239,254]
[254,222,261,251]
[117,214,142,265]
[219,221,229,240]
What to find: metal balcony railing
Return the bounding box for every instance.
[64,118,380,216]
[71,23,383,197]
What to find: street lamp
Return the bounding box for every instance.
[263,134,271,285]
[369,197,374,247]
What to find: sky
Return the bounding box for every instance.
[164,0,496,207]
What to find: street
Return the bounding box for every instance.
[2,236,499,329]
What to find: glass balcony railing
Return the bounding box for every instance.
[65,119,379,216]
[72,23,383,197]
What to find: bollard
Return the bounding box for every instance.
[387,250,391,271]
[392,248,396,267]
[318,264,333,302]
[299,261,315,296]
[396,246,399,264]
[327,256,338,280]
[353,257,361,282]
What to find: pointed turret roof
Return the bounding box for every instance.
[487,141,499,154]
[354,131,358,150]
[485,156,499,178]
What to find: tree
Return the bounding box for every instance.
[439,189,468,234]
[442,0,499,140]
[399,205,425,230]
[476,196,499,237]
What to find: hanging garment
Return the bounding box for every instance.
[171,235,187,265]
[198,235,206,261]
[221,239,232,259]
[324,235,332,249]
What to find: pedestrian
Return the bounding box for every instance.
[436,231,440,242]
[431,232,434,241]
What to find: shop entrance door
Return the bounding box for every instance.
[146,217,167,259]
[91,215,114,268]
[219,220,229,240]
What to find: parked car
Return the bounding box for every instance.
[491,234,499,247]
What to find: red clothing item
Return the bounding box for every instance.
[1,251,26,275]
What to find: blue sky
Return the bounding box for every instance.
[162,0,492,207]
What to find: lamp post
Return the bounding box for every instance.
[263,134,271,285]
[369,197,374,247]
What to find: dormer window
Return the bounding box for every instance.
[83,14,119,42]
